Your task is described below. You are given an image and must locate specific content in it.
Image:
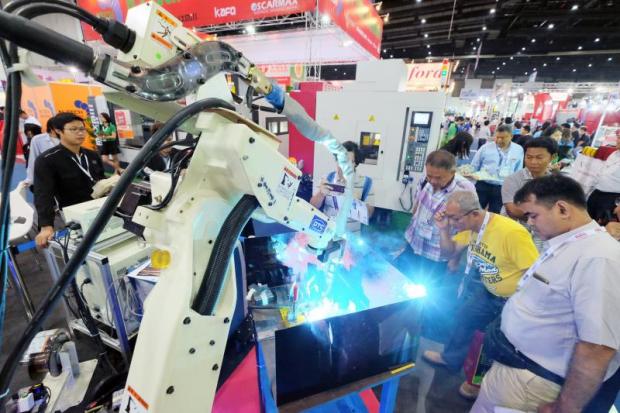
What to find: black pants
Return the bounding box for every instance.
[584,365,620,413]
[587,189,619,225]
[442,281,507,372]
[475,181,503,213]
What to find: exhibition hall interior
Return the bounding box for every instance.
[0,0,619,412]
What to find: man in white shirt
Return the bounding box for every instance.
[472,174,620,413]
[586,131,620,224]
[25,116,59,189]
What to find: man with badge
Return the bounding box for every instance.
[471,175,620,413]
[422,190,538,399]
[464,124,524,213]
[34,113,105,248]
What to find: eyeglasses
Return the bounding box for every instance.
[64,127,87,133]
[445,209,478,222]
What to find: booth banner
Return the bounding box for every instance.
[460,89,492,100]
[318,0,383,58]
[78,0,315,41]
[257,64,306,86]
[406,62,451,91]
[114,109,135,139]
[21,85,56,131]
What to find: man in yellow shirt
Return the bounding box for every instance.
[422,190,538,399]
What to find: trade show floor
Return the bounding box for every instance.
[2,249,474,413]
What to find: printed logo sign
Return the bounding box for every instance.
[310,215,327,234]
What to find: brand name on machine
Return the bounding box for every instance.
[251,0,298,12]
[259,177,276,204]
[214,6,236,17]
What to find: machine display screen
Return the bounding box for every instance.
[412,112,432,127]
[359,132,381,165]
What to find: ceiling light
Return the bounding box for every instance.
[524,72,528,75]
[321,14,331,24]
[533,68,537,71]
[608,57,613,61]
[571,4,578,10]
[424,33,429,38]
[594,38,600,42]
[531,38,536,43]
[477,38,480,42]
[490,8,496,14]
[383,13,389,23]
[510,56,514,60]
[390,54,394,58]
[343,72,347,75]
[556,57,561,60]
[245,24,256,35]
[502,62,506,65]
[492,71,495,74]
[572,68,577,72]
[334,68,338,71]
[482,25,487,30]
[472,46,476,50]
[522,47,526,51]
[428,51,432,55]
[68,66,78,73]
[543,63,547,66]
[427,44,430,48]
[383,48,387,53]
[588,63,592,67]
[496,67,500,70]
[375,2,382,11]
[416,0,422,2]
[548,23,555,29]
[577,46,582,50]
[421,18,426,23]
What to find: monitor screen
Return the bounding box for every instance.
[412,112,431,126]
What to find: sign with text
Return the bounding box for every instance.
[78,0,315,41]
[318,0,383,58]
[405,62,451,91]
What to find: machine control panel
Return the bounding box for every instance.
[398,110,434,179]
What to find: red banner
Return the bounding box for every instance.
[78,0,315,41]
[318,0,383,58]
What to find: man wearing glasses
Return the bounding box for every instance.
[422,190,538,399]
[34,113,105,248]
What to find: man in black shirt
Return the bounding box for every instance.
[35,113,105,247]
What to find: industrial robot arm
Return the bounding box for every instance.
[0,3,353,411]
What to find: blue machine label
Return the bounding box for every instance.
[310,215,327,234]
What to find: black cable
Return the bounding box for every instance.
[192,195,260,315]
[146,146,196,210]
[9,3,99,27]
[0,98,234,399]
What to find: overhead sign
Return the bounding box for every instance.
[405,62,451,91]
[257,63,306,86]
[78,0,316,41]
[318,0,383,58]
[459,89,493,100]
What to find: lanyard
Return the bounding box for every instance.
[72,153,94,182]
[496,145,509,170]
[517,226,605,289]
[465,211,491,275]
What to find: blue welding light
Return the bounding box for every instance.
[405,283,427,299]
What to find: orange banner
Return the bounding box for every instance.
[48,83,103,150]
[21,85,56,131]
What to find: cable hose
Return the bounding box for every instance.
[192,195,260,315]
[0,98,234,400]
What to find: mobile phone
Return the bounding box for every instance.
[329,184,345,193]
